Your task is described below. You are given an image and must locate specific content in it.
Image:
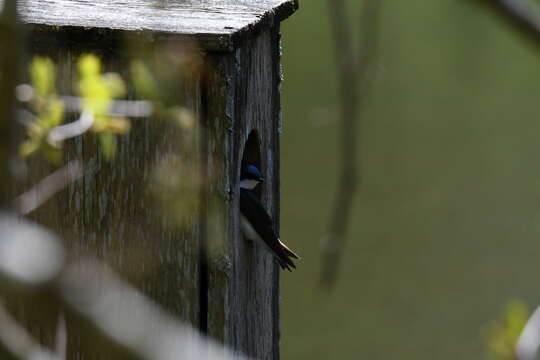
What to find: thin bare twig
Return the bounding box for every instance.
[47,110,94,143]
[321,0,383,289]
[14,160,84,215]
[479,0,540,46]
[59,96,153,118]
[15,85,154,118]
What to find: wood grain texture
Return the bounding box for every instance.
[205,26,282,359]
[10,0,298,51]
[14,37,203,358]
[0,0,17,207]
[13,7,290,356]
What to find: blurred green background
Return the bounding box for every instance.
[280,0,540,359]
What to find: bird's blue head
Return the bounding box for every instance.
[241,164,263,190]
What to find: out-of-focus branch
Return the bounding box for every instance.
[14,160,84,215]
[0,214,246,360]
[60,260,244,360]
[0,214,64,359]
[479,0,540,46]
[321,0,382,289]
[0,302,61,360]
[54,312,66,360]
[59,96,153,117]
[516,305,540,360]
[47,110,94,143]
[15,86,154,119]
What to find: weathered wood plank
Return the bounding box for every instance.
[8,0,293,355]
[0,0,17,207]
[205,26,282,359]
[6,0,298,51]
[12,35,203,358]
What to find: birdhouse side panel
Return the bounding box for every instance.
[13,32,203,357]
[205,26,282,360]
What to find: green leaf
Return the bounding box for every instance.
[30,57,56,97]
[42,145,62,165]
[169,106,195,130]
[486,300,529,360]
[130,60,159,100]
[106,117,131,134]
[78,54,112,114]
[99,132,116,160]
[19,139,40,158]
[38,98,64,128]
[103,73,126,98]
[78,54,101,77]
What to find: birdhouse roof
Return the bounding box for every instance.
[11,0,298,51]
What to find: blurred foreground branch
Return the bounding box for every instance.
[479,0,540,46]
[321,0,382,289]
[0,214,245,360]
[14,160,84,215]
[59,95,153,118]
[516,305,540,360]
[0,302,61,360]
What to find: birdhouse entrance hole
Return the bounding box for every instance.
[241,130,262,198]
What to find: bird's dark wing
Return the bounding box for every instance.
[240,189,298,271]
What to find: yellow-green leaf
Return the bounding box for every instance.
[78,54,101,77]
[99,132,116,160]
[486,300,529,360]
[38,99,64,128]
[169,106,195,130]
[107,117,131,134]
[30,57,56,97]
[19,139,41,158]
[78,54,112,114]
[130,60,159,100]
[103,73,126,98]
[92,115,109,133]
[42,145,62,165]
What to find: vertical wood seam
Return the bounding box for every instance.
[198,59,210,335]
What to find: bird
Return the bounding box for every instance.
[239,164,299,271]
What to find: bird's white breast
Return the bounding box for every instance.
[240,215,260,242]
[240,179,259,190]
[240,215,282,260]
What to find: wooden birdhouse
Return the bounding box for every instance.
[8,0,298,358]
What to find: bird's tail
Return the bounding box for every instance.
[273,239,300,271]
[277,257,295,272]
[278,239,300,259]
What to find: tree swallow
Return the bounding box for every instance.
[240,164,299,271]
